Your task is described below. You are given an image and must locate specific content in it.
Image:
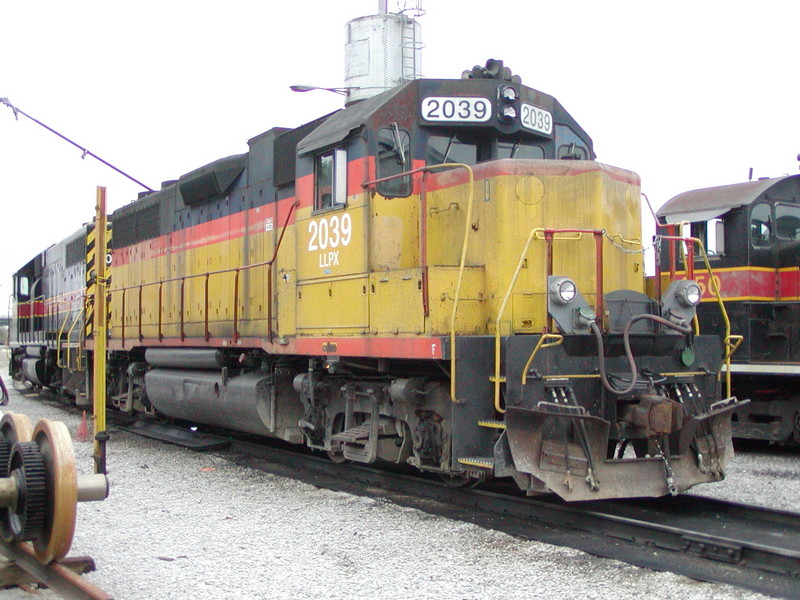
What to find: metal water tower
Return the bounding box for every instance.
[344,1,424,104]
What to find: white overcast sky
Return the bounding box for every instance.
[1,0,798,306]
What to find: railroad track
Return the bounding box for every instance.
[214,435,800,599]
[0,540,111,600]
[33,400,800,599]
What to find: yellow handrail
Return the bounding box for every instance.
[722,335,744,398]
[521,334,564,387]
[493,226,544,413]
[362,162,474,404]
[436,164,474,405]
[64,305,87,371]
[55,301,73,368]
[658,234,740,396]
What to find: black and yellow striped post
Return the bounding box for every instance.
[92,186,109,474]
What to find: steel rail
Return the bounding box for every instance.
[0,539,112,600]
[33,397,800,599]
[219,436,800,599]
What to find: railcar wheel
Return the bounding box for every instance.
[0,441,47,543]
[439,474,481,488]
[0,412,34,447]
[326,450,348,464]
[32,419,78,564]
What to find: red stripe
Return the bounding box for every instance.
[100,335,447,359]
[669,268,800,300]
[779,269,800,298]
[422,159,641,192]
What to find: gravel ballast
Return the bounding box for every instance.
[1,352,794,599]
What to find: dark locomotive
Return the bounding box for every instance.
[657,174,800,444]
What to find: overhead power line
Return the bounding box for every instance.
[1,97,154,192]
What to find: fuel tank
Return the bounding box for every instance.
[144,369,274,436]
[22,357,47,386]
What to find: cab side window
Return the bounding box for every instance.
[315,148,347,210]
[555,125,590,160]
[775,204,800,241]
[426,134,478,166]
[750,203,772,248]
[377,126,411,197]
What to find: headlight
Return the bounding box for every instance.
[499,105,517,120]
[549,277,577,305]
[500,86,518,102]
[676,281,702,307]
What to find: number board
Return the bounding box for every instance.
[520,103,553,136]
[421,97,491,123]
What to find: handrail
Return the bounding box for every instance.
[64,306,87,371]
[493,225,542,413]
[723,335,744,398]
[657,234,739,395]
[54,300,74,367]
[520,334,563,388]
[364,164,474,404]
[493,227,606,414]
[110,200,299,346]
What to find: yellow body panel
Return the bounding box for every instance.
[108,160,643,346]
[369,268,424,334]
[424,161,643,334]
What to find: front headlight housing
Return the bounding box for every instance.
[549,277,577,305]
[676,281,702,307]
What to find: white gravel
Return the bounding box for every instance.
[0,348,790,599]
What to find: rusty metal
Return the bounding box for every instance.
[0,541,111,600]
[594,230,604,328]
[544,230,554,332]
[204,274,210,342]
[233,269,241,342]
[180,279,186,341]
[421,171,430,316]
[137,285,143,342]
[120,288,126,347]
[157,281,163,341]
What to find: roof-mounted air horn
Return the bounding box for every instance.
[461,59,522,84]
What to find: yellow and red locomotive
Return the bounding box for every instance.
[10,62,744,501]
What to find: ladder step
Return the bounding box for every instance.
[478,420,506,429]
[331,425,371,444]
[458,456,495,469]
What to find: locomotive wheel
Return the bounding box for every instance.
[1,441,47,543]
[439,473,481,489]
[0,412,34,446]
[32,419,78,564]
[326,450,347,464]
